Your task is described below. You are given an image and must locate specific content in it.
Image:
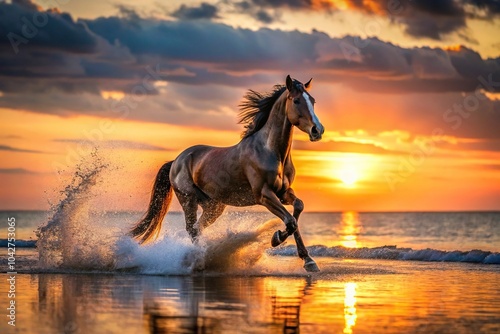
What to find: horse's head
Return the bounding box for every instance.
[285,75,324,142]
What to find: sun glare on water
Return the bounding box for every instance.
[340,211,362,248]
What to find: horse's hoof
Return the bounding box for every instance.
[271,230,285,247]
[304,258,320,272]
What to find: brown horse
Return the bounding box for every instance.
[130,75,325,272]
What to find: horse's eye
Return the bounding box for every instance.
[293,99,300,105]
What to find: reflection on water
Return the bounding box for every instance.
[343,283,357,334]
[1,263,500,334]
[339,211,363,248]
[268,278,311,333]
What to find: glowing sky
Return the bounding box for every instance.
[0,0,499,211]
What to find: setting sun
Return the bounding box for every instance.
[332,154,375,189]
[338,168,359,188]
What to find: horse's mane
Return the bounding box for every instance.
[238,84,286,138]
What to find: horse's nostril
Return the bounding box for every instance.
[311,126,318,135]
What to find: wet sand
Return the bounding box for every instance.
[1,258,499,334]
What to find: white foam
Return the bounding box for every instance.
[115,232,202,274]
[269,245,500,264]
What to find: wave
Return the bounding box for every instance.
[0,239,37,248]
[268,245,500,264]
[4,238,499,265]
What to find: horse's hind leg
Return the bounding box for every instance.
[176,192,199,242]
[199,201,226,231]
[281,188,320,272]
[176,194,225,242]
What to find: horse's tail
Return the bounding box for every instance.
[129,161,174,244]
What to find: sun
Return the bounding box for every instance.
[338,167,360,188]
[332,153,373,188]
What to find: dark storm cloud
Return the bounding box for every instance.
[0,1,499,97]
[83,16,320,66]
[232,1,279,23]
[246,0,315,9]
[466,0,500,15]
[237,0,500,40]
[172,2,220,20]
[0,0,97,53]
[0,0,500,140]
[319,37,500,93]
[254,9,276,23]
[398,14,466,40]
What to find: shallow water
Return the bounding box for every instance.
[1,149,500,333]
[1,259,499,334]
[1,209,500,332]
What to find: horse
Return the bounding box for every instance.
[129,75,325,272]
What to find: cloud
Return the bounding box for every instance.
[54,139,173,151]
[236,0,500,40]
[0,0,97,54]
[172,3,220,20]
[83,17,320,68]
[0,1,499,98]
[0,168,37,174]
[440,138,500,153]
[294,139,404,155]
[0,135,23,139]
[0,1,499,143]
[0,144,44,154]
[231,1,280,23]
[294,174,342,186]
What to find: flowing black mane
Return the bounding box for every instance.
[238,84,287,138]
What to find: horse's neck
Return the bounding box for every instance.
[261,94,293,161]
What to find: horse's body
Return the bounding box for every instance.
[130,75,325,272]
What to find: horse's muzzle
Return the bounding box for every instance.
[309,124,324,141]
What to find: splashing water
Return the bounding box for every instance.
[35,150,287,274]
[36,150,116,270]
[114,217,285,275]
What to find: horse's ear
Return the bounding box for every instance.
[305,78,312,89]
[286,75,294,92]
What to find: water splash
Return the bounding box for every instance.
[36,150,116,270]
[35,149,286,274]
[115,218,284,275]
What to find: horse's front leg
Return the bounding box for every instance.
[276,188,319,272]
[258,186,319,272]
[258,185,297,234]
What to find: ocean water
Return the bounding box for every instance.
[0,160,499,333]
[1,210,499,269]
[0,209,499,333]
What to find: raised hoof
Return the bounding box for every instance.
[304,258,320,272]
[271,230,285,247]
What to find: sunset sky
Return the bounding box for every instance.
[0,0,499,211]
